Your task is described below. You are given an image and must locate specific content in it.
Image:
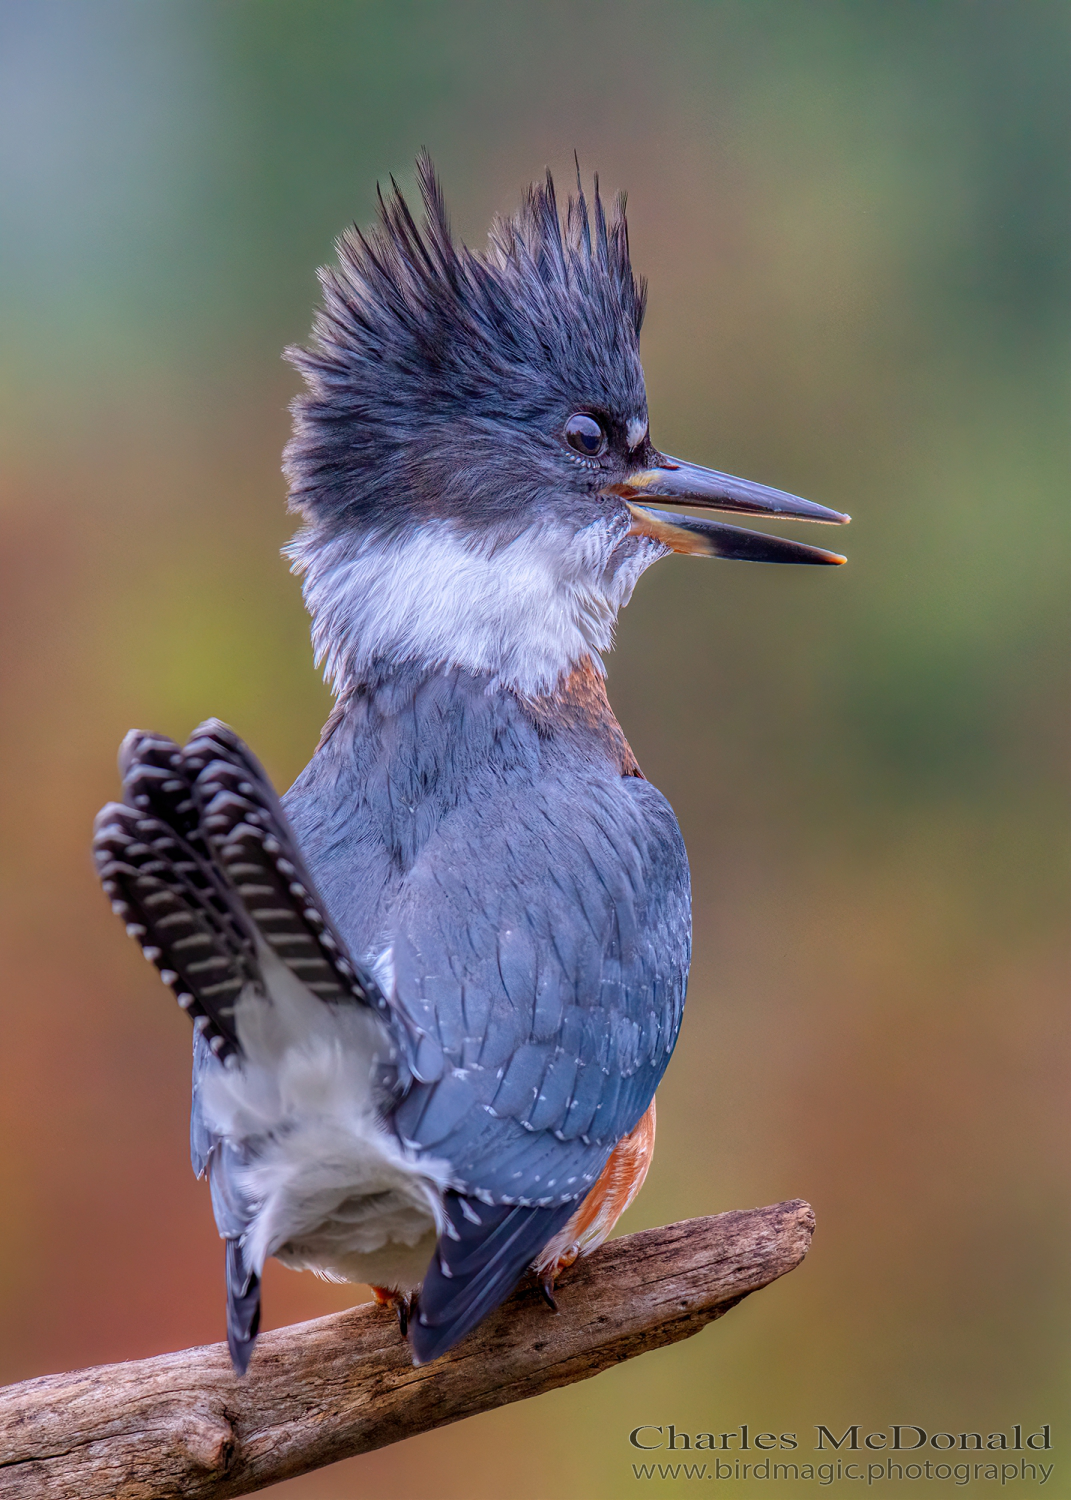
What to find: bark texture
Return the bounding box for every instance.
[0,1200,814,1500]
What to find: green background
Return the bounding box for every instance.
[1,3,1067,1495]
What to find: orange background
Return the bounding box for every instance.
[1,4,1066,1496]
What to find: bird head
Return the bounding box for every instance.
[284,155,848,698]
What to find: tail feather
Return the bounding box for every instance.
[225,1238,261,1376]
[94,718,407,1377]
[183,720,392,1019]
[119,730,204,846]
[93,799,255,1059]
[93,721,393,1056]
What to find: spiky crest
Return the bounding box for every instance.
[284,153,647,530]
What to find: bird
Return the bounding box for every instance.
[92,155,848,1374]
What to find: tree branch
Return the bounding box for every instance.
[0,1200,813,1500]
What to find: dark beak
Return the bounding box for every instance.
[603,455,849,565]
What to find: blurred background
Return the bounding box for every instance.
[1,2,1067,1495]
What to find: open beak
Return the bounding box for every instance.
[603,456,849,565]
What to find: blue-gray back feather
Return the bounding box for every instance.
[285,664,690,1352]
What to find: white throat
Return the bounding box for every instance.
[286,516,665,696]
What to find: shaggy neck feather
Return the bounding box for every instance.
[286,516,664,698]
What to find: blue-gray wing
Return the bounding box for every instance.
[389,771,691,1207]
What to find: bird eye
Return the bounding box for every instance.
[563,413,607,458]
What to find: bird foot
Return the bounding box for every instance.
[371,1286,416,1338]
[530,1240,581,1312]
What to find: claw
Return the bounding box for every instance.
[372,1285,414,1340]
[539,1275,559,1313]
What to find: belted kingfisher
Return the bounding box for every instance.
[93,156,847,1373]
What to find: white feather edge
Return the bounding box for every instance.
[200,943,453,1289]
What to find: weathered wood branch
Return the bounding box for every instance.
[0,1200,813,1500]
